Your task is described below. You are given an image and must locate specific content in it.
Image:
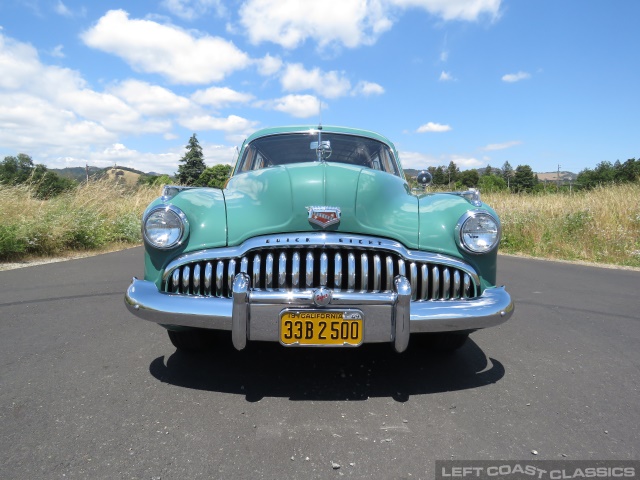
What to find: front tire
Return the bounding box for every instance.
[167,329,213,352]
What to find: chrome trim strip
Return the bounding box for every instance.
[162,232,480,287]
[398,259,406,277]
[334,253,342,291]
[240,257,248,274]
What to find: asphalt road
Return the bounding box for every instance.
[1,248,638,479]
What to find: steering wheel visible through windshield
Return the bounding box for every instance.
[235,133,401,177]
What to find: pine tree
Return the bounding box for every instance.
[176,134,206,185]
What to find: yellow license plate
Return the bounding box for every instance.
[279,310,364,346]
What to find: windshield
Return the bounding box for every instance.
[236,132,400,177]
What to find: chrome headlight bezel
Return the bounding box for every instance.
[456,210,501,254]
[142,205,189,250]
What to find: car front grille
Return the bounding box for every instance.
[162,247,478,301]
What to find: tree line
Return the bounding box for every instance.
[0,154,77,199]
[416,157,639,193]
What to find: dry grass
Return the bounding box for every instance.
[0,181,159,260]
[484,184,640,267]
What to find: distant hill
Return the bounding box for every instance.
[49,166,103,182]
[101,166,146,186]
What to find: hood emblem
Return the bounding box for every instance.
[307,206,341,228]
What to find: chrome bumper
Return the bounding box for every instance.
[125,275,513,353]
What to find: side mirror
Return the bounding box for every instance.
[417,170,432,187]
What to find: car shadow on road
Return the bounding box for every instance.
[148,334,505,402]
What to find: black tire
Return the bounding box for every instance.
[412,332,469,353]
[167,329,213,352]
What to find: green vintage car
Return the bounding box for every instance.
[125,126,513,353]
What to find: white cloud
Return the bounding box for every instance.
[417,122,452,133]
[239,0,392,49]
[191,86,254,108]
[502,71,531,83]
[179,114,258,135]
[398,151,439,170]
[439,71,454,82]
[256,54,283,76]
[81,10,250,84]
[482,140,521,151]
[352,81,385,97]
[449,155,483,168]
[238,0,501,49]
[281,63,351,99]
[398,151,482,170]
[110,80,192,117]
[161,0,226,20]
[256,94,324,118]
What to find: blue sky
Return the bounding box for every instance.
[0,0,638,175]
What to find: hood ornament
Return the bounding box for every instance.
[307,206,341,228]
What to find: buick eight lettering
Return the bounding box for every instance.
[124,126,514,353]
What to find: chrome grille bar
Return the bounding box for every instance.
[265,253,274,290]
[252,254,261,289]
[385,256,394,292]
[372,255,381,293]
[278,253,287,289]
[181,265,190,294]
[215,261,223,297]
[432,266,440,300]
[334,253,342,291]
[204,262,212,296]
[409,263,418,301]
[360,253,368,292]
[227,259,236,297]
[347,253,356,292]
[292,252,300,289]
[442,268,451,300]
[320,253,328,286]
[306,252,314,288]
[193,264,201,295]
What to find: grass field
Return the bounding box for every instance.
[1,181,639,268]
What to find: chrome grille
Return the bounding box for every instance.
[163,247,478,301]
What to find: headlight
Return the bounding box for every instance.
[457,211,501,254]
[143,205,189,249]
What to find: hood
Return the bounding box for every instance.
[224,162,420,248]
